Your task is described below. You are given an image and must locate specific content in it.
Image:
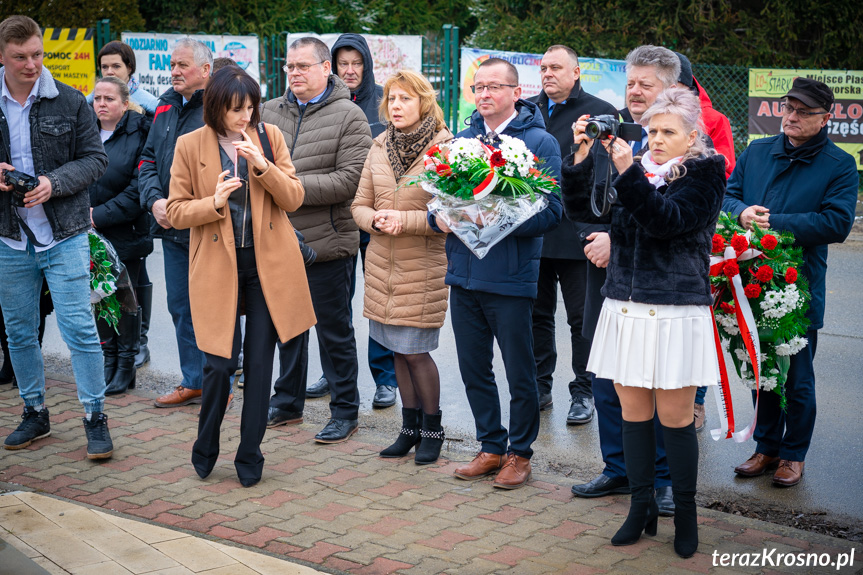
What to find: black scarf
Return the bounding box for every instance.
[783,126,829,160]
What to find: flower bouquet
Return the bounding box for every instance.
[710,212,811,421]
[89,231,136,331]
[412,134,558,259]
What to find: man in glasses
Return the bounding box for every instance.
[262,37,371,443]
[429,57,561,489]
[725,78,857,487]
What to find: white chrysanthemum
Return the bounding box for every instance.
[497,134,534,177]
[734,348,750,363]
[759,376,778,391]
[716,313,740,335]
[761,284,803,319]
[447,137,485,167]
[776,335,808,356]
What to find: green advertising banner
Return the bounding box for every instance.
[749,68,863,169]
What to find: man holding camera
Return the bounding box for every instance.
[529,45,617,425]
[568,46,679,516]
[0,16,112,458]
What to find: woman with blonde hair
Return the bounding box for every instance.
[562,86,725,558]
[352,69,452,464]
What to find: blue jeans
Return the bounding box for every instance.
[0,234,105,412]
[162,239,204,390]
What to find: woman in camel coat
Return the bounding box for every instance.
[352,69,451,465]
[166,67,315,487]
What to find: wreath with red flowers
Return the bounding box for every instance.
[710,212,812,409]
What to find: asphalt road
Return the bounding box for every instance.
[40,235,863,525]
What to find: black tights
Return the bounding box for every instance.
[393,352,440,415]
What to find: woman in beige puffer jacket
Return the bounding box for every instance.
[352,70,452,465]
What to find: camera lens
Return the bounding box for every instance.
[585,121,603,140]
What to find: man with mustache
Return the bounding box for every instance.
[568,46,681,518]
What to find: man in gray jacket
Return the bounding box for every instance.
[0,16,112,458]
[262,36,372,443]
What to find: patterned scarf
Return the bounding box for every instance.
[386,115,438,178]
[128,76,140,96]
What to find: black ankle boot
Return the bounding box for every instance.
[415,410,444,465]
[612,419,659,546]
[663,422,699,558]
[380,407,422,458]
[106,309,140,395]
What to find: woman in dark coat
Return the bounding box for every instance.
[562,86,725,559]
[89,76,153,395]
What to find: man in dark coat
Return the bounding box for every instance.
[528,45,617,425]
[724,78,857,487]
[430,58,562,490]
[139,39,212,408]
[329,33,398,409]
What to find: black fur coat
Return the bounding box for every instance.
[561,153,726,306]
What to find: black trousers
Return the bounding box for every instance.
[271,257,359,420]
[532,257,592,398]
[193,248,278,483]
[451,286,539,459]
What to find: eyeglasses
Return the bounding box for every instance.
[470,83,518,94]
[283,60,325,74]
[780,102,827,118]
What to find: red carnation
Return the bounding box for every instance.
[711,234,726,253]
[435,163,453,177]
[490,150,506,167]
[760,234,778,251]
[427,145,441,157]
[744,284,762,299]
[720,301,736,315]
[785,267,798,283]
[730,233,749,255]
[755,265,774,283]
[90,260,95,271]
[723,261,740,277]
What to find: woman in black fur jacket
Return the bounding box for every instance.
[561,87,725,558]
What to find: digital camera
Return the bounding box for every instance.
[3,169,39,207]
[584,115,643,142]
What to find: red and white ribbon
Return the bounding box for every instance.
[709,238,762,442]
[471,143,499,200]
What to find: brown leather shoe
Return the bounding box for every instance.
[493,453,532,489]
[154,386,203,408]
[694,403,705,432]
[734,452,780,477]
[772,460,804,487]
[453,452,505,480]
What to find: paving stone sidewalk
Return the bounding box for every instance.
[1,379,860,575]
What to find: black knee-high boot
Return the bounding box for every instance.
[106,309,140,395]
[662,422,699,558]
[612,419,659,546]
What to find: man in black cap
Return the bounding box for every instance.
[724,78,857,487]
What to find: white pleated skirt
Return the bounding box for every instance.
[587,298,719,389]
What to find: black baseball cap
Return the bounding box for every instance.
[783,78,834,111]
